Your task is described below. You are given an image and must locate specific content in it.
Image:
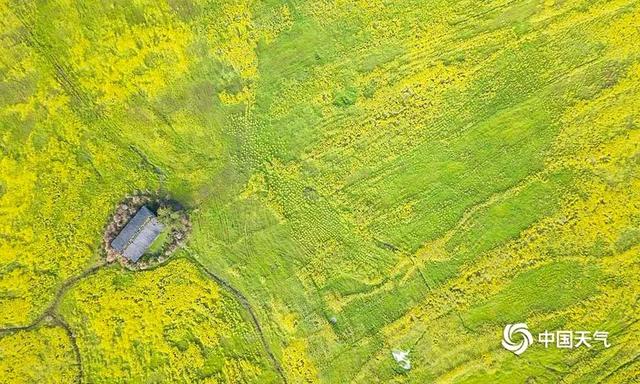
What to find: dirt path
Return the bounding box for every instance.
[0,261,106,384]
[0,261,107,336]
[52,313,84,384]
[0,255,288,383]
[184,252,288,383]
[5,5,285,383]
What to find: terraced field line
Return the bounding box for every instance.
[184,249,287,384]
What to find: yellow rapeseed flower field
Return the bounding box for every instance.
[0,0,638,383]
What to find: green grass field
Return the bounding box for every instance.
[0,0,639,383]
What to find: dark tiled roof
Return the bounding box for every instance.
[123,217,164,262]
[110,206,164,262]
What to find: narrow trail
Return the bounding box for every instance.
[0,261,106,384]
[0,261,107,337]
[6,5,285,383]
[0,255,287,384]
[52,314,84,384]
[184,251,288,384]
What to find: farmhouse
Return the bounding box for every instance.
[111,206,164,262]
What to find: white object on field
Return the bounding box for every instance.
[391,349,411,370]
